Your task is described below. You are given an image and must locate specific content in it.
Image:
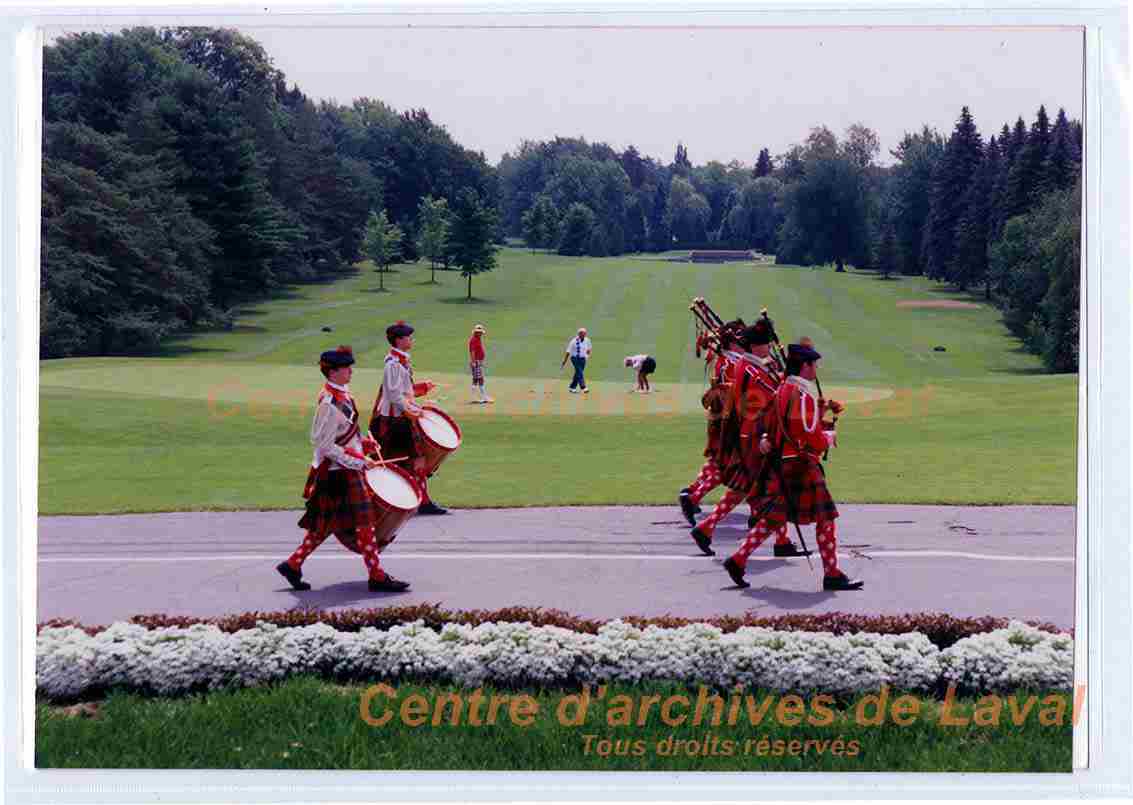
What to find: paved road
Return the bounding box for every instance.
[37,505,1076,628]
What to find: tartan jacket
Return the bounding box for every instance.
[773,376,836,461]
[725,352,781,444]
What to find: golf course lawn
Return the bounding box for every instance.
[38,249,1078,514]
[35,678,1073,772]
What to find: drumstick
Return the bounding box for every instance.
[367,453,410,465]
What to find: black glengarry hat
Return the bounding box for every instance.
[787,342,821,363]
[386,320,414,343]
[319,345,355,369]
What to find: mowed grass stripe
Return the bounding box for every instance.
[38,373,1075,514]
[130,251,1050,384]
[39,252,1076,513]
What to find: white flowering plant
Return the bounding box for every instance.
[36,618,1074,702]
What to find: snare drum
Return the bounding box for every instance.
[414,404,462,477]
[334,464,423,554]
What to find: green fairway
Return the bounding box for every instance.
[39,251,1078,513]
[36,678,1072,772]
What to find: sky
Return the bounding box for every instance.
[52,24,1084,167]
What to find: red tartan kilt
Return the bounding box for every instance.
[369,414,422,462]
[298,469,387,538]
[763,457,838,524]
[718,444,769,494]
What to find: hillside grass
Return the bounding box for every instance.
[39,250,1078,513]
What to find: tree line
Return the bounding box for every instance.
[501,108,1082,371]
[42,27,1082,373]
[41,27,497,357]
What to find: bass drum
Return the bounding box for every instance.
[335,464,423,554]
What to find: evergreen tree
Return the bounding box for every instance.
[449,189,499,300]
[952,136,999,294]
[1005,108,1049,219]
[987,124,1014,243]
[362,209,403,292]
[754,148,773,178]
[1045,108,1080,193]
[923,106,983,282]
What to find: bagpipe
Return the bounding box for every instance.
[689,297,745,358]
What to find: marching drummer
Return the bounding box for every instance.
[276,345,411,593]
[370,321,448,515]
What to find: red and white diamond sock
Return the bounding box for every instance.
[687,459,722,504]
[287,530,328,570]
[816,520,841,577]
[697,488,746,536]
[732,517,777,567]
[355,526,386,581]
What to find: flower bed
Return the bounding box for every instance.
[37,606,1067,650]
[36,617,1073,702]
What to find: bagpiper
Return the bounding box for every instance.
[276,346,411,593]
[689,319,803,558]
[369,321,447,515]
[722,341,862,591]
[678,319,745,525]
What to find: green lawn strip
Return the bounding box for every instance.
[38,372,1076,515]
[105,253,1047,385]
[36,678,1072,771]
[39,254,1076,513]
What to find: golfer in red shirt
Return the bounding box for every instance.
[468,324,492,403]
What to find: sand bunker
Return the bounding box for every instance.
[896,300,983,310]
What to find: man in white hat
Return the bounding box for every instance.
[468,324,492,403]
[561,327,592,393]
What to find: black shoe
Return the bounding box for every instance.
[691,527,715,556]
[276,561,311,591]
[369,574,411,592]
[773,542,812,558]
[679,489,699,526]
[823,572,864,591]
[417,501,448,515]
[723,556,749,588]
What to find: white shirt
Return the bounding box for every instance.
[376,349,420,417]
[566,336,592,358]
[625,354,649,370]
[310,383,367,472]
